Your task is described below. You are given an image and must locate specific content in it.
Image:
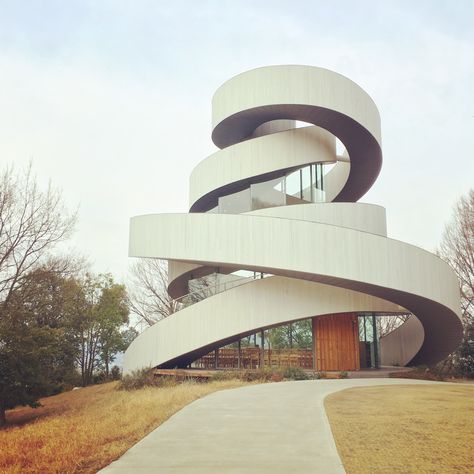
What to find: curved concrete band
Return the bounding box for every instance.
[189,125,337,212]
[124,65,462,375]
[166,202,388,300]
[128,212,461,369]
[208,65,382,206]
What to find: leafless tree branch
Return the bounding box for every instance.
[0,163,76,312]
[438,189,474,329]
[128,258,215,327]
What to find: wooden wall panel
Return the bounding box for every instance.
[313,313,360,371]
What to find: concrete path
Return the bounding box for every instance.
[100,378,439,474]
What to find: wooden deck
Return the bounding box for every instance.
[153,368,214,380]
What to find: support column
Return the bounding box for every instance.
[372,312,379,368]
[260,330,265,368]
[237,339,241,369]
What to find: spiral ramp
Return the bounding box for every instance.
[124,65,462,374]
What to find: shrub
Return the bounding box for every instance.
[457,329,474,378]
[110,365,121,380]
[118,368,155,390]
[239,368,274,382]
[211,370,238,381]
[281,366,309,380]
[338,371,348,379]
[93,371,107,385]
[213,367,315,381]
[389,366,446,382]
[270,372,284,382]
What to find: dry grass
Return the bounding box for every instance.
[0,379,248,473]
[325,384,474,473]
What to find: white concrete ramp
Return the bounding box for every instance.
[100,379,438,473]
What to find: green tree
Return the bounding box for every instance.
[97,281,130,377]
[0,320,61,426]
[72,274,131,386]
[0,163,76,427]
[0,264,80,426]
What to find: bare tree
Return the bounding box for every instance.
[128,258,181,326]
[184,273,215,304]
[439,189,474,327]
[437,189,474,374]
[128,258,215,328]
[379,191,473,342]
[0,164,76,312]
[378,314,410,338]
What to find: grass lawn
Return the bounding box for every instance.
[0,379,248,473]
[325,384,474,473]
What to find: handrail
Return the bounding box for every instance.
[173,273,263,307]
[134,273,264,334]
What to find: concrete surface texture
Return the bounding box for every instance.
[100,378,441,473]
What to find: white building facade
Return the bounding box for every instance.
[124,65,462,374]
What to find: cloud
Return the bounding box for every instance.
[0,1,472,280]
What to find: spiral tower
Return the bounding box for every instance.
[124,65,462,374]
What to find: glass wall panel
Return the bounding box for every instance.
[301,166,312,201]
[250,177,286,210]
[318,163,324,190]
[218,188,251,214]
[283,163,326,205]
[191,318,314,370]
[216,162,328,214]
[358,313,379,368]
[267,320,312,349]
[285,169,301,198]
[313,188,325,202]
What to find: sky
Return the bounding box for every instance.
[0,0,472,284]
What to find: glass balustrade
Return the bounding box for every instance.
[217,162,327,214]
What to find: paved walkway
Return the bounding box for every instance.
[100,378,439,473]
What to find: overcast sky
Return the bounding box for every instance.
[0,0,472,283]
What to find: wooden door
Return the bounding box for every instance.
[313,313,360,371]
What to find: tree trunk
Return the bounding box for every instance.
[0,400,6,427]
[105,352,109,377]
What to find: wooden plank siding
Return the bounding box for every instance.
[313,313,360,371]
